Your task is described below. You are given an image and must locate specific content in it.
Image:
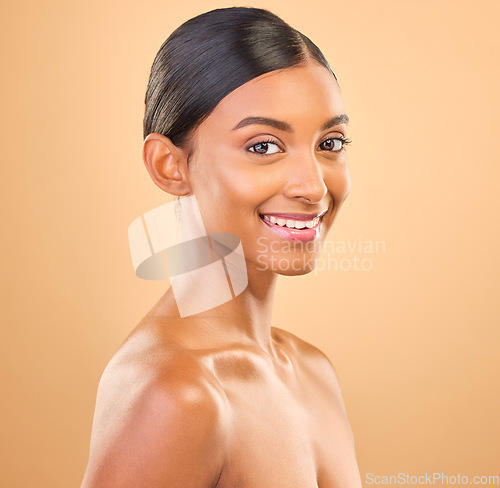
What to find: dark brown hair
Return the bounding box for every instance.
[143,6,337,151]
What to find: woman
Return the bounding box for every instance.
[82,7,361,488]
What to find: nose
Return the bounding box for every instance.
[283,151,328,204]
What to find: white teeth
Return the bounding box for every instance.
[261,215,321,229]
[285,219,314,229]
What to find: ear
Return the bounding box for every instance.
[142,133,192,196]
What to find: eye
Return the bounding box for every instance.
[318,137,352,152]
[248,139,282,156]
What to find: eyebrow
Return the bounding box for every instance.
[232,114,349,132]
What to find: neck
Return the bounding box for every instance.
[213,263,278,355]
[153,261,279,357]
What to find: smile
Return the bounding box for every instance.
[261,215,320,229]
[258,211,327,242]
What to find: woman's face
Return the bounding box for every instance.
[186,60,351,276]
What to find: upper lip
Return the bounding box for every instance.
[259,209,328,221]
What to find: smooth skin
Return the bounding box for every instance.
[81,59,361,488]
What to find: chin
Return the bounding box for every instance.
[278,267,315,277]
[255,253,320,276]
[279,260,319,276]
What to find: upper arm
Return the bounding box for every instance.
[81,357,228,488]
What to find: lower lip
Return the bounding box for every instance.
[260,216,322,242]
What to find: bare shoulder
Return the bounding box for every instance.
[272,326,348,415]
[81,329,228,488]
[272,325,337,371]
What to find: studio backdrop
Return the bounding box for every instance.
[1,0,499,487]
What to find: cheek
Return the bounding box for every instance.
[325,164,351,205]
[322,165,351,231]
[225,167,278,203]
[200,161,279,208]
[190,161,270,233]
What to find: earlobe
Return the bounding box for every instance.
[142,133,192,196]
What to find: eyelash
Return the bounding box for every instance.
[247,137,352,156]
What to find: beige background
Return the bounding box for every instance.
[1,0,499,486]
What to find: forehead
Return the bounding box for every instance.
[198,61,346,134]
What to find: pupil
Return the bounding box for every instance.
[256,143,268,153]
